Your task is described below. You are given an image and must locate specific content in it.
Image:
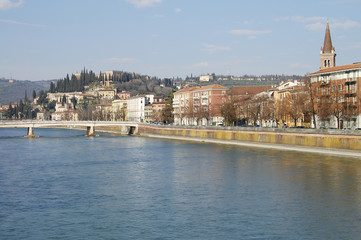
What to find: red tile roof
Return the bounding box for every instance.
[175,84,228,94]
[230,85,273,96]
[310,62,361,75]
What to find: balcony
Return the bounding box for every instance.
[346,78,357,84]
[345,90,356,97]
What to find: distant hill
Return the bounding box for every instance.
[0,78,53,104]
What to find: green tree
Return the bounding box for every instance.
[161,90,175,123]
[61,95,66,106]
[71,96,77,110]
[50,82,56,93]
[5,103,14,119]
[47,100,56,112]
[32,89,36,101]
[24,90,29,103]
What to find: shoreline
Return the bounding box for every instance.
[141,133,361,159]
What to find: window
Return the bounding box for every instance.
[338,84,343,91]
[333,85,336,92]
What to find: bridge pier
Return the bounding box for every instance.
[121,125,128,135]
[25,126,38,138]
[129,126,138,135]
[86,125,96,137]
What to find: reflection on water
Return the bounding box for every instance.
[0,128,361,239]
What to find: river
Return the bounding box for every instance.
[1,128,361,239]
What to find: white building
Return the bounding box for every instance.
[127,94,154,122]
[199,75,213,82]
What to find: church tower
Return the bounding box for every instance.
[320,22,336,70]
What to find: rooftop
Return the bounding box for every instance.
[310,62,361,75]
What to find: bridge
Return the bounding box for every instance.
[0,120,139,137]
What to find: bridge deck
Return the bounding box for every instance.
[0,120,139,128]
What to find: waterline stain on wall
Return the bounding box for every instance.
[138,125,361,151]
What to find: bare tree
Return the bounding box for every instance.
[304,76,317,128]
[275,97,289,127]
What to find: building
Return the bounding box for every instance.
[117,91,131,100]
[199,75,213,82]
[229,85,274,127]
[173,84,228,125]
[273,84,310,127]
[51,110,78,121]
[309,23,361,129]
[94,103,113,120]
[127,94,154,122]
[97,88,117,100]
[50,102,79,121]
[153,96,165,103]
[310,62,361,129]
[144,104,153,122]
[47,92,83,104]
[112,100,127,121]
[153,101,167,122]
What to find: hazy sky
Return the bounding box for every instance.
[1,0,361,81]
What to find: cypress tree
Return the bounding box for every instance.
[32,89,36,100]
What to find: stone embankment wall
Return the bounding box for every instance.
[138,125,361,151]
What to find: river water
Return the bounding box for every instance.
[1,128,361,239]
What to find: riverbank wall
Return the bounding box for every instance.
[138,125,361,151]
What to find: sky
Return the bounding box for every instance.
[1,0,361,81]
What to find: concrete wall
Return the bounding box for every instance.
[138,125,361,151]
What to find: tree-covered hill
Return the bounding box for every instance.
[52,69,173,97]
[0,78,53,104]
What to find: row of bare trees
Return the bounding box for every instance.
[178,104,211,125]
[221,77,359,129]
[222,92,277,127]
[221,77,315,127]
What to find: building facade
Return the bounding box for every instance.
[310,23,361,129]
[127,94,154,122]
[173,84,228,125]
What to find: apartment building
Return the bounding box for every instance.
[173,84,228,125]
[309,23,361,129]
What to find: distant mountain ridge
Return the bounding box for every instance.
[0,78,53,104]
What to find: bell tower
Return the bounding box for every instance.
[320,22,336,70]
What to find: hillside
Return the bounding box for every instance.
[0,78,52,104]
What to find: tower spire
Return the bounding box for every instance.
[322,21,333,53]
[320,21,336,69]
